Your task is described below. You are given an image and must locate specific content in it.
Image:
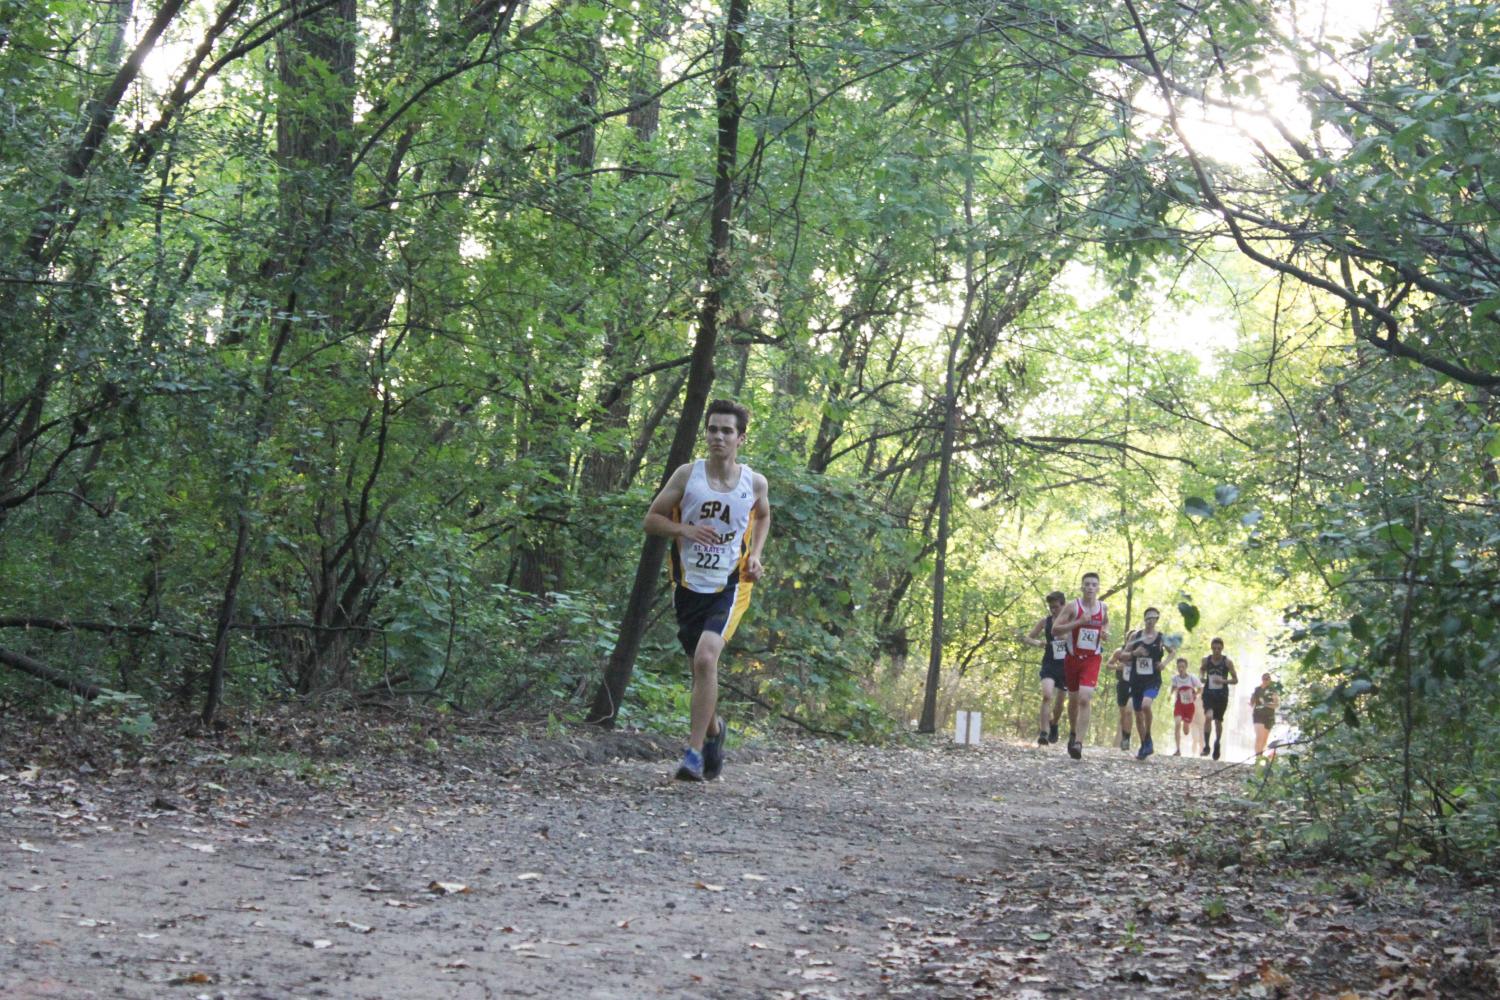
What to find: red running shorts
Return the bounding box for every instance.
[1063,652,1102,692]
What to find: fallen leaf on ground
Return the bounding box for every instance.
[167,972,216,985]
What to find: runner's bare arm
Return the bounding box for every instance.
[1049,603,1079,633]
[1021,616,1048,647]
[742,472,770,582]
[644,464,717,545]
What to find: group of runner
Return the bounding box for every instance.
[1018,573,1118,760]
[1023,577,1279,761]
[639,399,1281,782]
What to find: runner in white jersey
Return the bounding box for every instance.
[643,399,770,782]
[1168,657,1201,756]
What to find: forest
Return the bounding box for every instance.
[3,0,1499,882]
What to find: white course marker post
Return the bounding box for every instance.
[953,710,983,745]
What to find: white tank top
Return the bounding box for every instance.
[672,460,756,593]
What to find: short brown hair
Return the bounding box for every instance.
[1046,591,1065,604]
[705,399,750,434]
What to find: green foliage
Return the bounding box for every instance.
[1245,357,1500,874]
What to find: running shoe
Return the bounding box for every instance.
[1212,739,1221,761]
[1137,739,1154,760]
[1200,744,1210,757]
[1067,738,1082,760]
[675,747,705,782]
[1038,731,1049,747]
[1120,733,1131,751]
[703,716,727,780]
[1048,722,1059,744]
[1172,749,1181,756]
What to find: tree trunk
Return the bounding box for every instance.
[0,647,104,700]
[588,0,749,726]
[202,511,251,724]
[918,340,960,734]
[581,0,676,495]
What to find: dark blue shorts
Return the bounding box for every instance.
[1040,660,1066,687]
[674,583,752,655]
[1130,684,1160,710]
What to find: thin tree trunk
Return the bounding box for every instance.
[202,511,251,724]
[919,98,977,734]
[588,0,749,726]
[918,339,960,734]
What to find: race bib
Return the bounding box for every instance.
[1076,627,1100,652]
[1134,657,1155,675]
[1178,686,1194,704]
[1050,639,1069,660]
[1208,675,1225,690]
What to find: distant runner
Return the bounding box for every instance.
[1021,591,1069,745]
[1106,634,1134,752]
[1199,638,1238,760]
[1168,657,1200,756]
[1111,607,1166,759]
[1251,672,1281,759]
[643,399,770,782]
[1049,572,1109,760]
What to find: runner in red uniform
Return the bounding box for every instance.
[1168,657,1200,756]
[1048,572,1109,759]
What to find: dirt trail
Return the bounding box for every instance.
[3,734,1496,998]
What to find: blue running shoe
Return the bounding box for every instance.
[675,747,705,782]
[703,716,727,780]
[1137,739,1154,760]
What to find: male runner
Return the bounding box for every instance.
[1021,591,1069,745]
[1112,607,1166,759]
[1049,572,1109,759]
[643,399,770,781]
[1114,651,1135,751]
[1251,672,1281,759]
[1168,658,1201,756]
[1199,638,1238,760]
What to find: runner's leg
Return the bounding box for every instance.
[1038,678,1057,736]
[1074,686,1095,743]
[688,632,725,751]
[1136,695,1154,749]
